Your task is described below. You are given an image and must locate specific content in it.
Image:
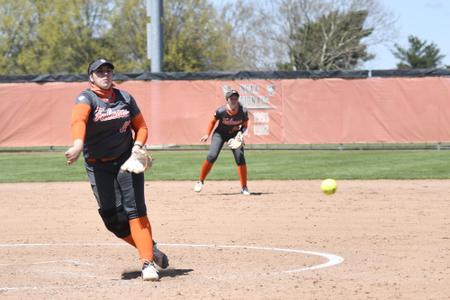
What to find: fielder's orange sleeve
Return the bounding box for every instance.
[71,103,91,140]
[131,113,148,145]
[206,117,218,136]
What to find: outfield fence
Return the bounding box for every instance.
[1,70,450,147]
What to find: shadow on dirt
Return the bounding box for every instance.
[213,192,266,196]
[121,268,194,280]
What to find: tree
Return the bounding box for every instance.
[0,0,111,75]
[0,0,242,74]
[392,35,445,69]
[105,0,241,72]
[105,0,150,72]
[0,0,397,74]
[256,0,397,70]
[219,0,275,70]
[0,0,38,74]
[162,0,238,72]
[281,10,373,70]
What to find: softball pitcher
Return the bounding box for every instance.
[65,58,168,281]
[194,90,250,195]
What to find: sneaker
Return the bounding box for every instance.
[142,261,159,281]
[194,181,204,192]
[153,244,169,270]
[241,186,251,195]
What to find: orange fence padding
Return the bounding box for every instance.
[0,77,449,147]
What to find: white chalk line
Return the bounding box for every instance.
[0,259,93,267]
[157,243,344,273]
[0,242,344,292]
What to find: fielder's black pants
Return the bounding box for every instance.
[206,132,246,165]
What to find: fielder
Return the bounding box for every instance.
[65,58,168,281]
[194,89,250,195]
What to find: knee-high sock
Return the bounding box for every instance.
[237,164,247,188]
[121,235,136,247]
[199,160,213,182]
[129,216,154,262]
[122,235,157,249]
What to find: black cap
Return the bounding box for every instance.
[225,90,240,99]
[88,58,114,74]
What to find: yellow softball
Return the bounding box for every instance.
[321,179,337,195]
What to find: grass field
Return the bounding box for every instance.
[1,149,450,183]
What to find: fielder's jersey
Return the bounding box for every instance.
[75,88,141,159]
[213,104,249,137]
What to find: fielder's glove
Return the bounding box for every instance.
[120,148,152,174]
[227,131,244,150]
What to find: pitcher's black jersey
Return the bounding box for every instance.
[74,88,141,159]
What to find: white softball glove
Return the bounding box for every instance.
[120,149,152,174]
[227,131,244,150]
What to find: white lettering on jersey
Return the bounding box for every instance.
[93,107,130,122]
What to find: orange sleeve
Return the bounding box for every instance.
[71,103,91,140]
[206,117,218,136]
[131,113,148,145]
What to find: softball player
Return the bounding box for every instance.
[194,90,250,195]
[65,58,168,281]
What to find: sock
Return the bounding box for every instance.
[199,160,213,182]
[129,216,154,262]
[237,164,247,188]
[121,235,136,247]
[122,236,158,250]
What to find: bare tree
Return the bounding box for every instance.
[218,0,397,70]
[218,0,276,70]
[275,0,397,70]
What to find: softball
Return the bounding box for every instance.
[321,179,337,195]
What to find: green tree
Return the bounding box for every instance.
[105,0,150,72]
[279,10,373,71]
[27,0,111,74]
[163,0,237,71]
[0,0,37,74]
[392,35,445,69]
[0,0,242,74]
[105,0,240,72]
[0,0,111,75]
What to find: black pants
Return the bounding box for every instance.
[85,151,147,220]
[206,132,246,165]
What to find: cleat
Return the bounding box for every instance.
[142,261,159,281]
[241,186,251,195]
[194,181,204,192]
[153,244,169,270]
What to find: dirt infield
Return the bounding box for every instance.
[0,180,449,299]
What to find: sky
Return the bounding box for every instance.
[363,0,450,69]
